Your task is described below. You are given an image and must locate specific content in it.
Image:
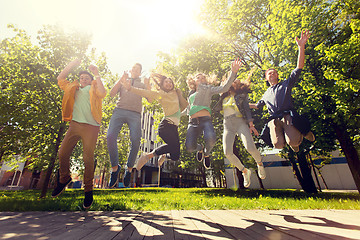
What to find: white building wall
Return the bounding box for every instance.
[226,151,357,190]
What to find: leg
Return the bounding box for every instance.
[268,118,286,149]
[237,118,262,164]
[58,122,81,184]
[223,119,245,172]
[80,123,100,192]
[126,111,142,170]
[202,118,216,156]
[236,117,266,179]
[185,122,203,153]
[283,114,303,152]
[107,108,125,170]
[156,120,180,161]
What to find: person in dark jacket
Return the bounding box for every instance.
[250,30,314,152]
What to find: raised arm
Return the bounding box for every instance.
[89,65,106,98]
[110,72,128,98]
[176,88,189,111]
[211,59,242,94]
[296,30,311,69]
[57,59,81,90]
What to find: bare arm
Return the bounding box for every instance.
[211,59,242,94]
[296,30,311,69]
[89,65,106,98]
[176,88,189,112]
[110,72,128,98]
[57,59,81,81]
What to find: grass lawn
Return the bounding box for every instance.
[0,188,359,212]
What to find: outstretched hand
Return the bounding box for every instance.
[295,30,311,48]
[89,65,99,76]
[231,58,243,73]
[120,71,129,83]
[68,59,81,68]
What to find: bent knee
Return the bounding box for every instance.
[273,141,286,149]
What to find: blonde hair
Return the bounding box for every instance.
[186,72,218,90]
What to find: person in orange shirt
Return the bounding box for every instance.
[52,59,106,209]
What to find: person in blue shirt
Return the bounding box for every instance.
[251,30,314,152]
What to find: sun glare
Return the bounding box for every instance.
[1,0,207,73]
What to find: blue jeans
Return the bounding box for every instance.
[185,116,216,156]
[107,108,141,169]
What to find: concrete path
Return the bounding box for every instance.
[0,210,359,239]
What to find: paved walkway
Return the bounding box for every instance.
[0,210,359,239]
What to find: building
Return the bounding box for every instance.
[0,156,45,190]
[225,150,357,190]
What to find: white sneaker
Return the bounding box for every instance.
[136,154,151,171]
[158,154,167,167]
[242,168,251,188]
[257,164,266,179]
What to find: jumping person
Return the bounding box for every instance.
[185,59,242,169]
[122,73,188,170]
[107,63,150,188]
[251,30,314,152]
[215,72,266,188]
[52,59,106,209]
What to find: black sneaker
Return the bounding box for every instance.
[123,170,132,187]
[83,191,93,209]
[203,156,211,169]
[196,151,203,162]
[109,165,120,188]
[51,178,72,198]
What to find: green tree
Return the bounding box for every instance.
[194,0,360,192]
[0,24,112,196]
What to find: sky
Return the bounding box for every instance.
[0,0,206,76]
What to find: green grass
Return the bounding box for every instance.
[0,188,359,211]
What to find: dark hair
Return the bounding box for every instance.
[265,68,277,86]
[265,68,277,76]
[79,71,94,80]
[151,73,174,92]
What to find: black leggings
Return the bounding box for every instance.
[154,119,180,161]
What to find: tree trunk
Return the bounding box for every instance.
[40,124,65,198]
[101,166,106,189]
[334,125,360,193]
[308,154,322,192]
[316,167,329,190]
[200,166,207,187]
[297,150,317,193]
[288,150,317,193]
[288,153,305,187]
[255,170,265,189]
